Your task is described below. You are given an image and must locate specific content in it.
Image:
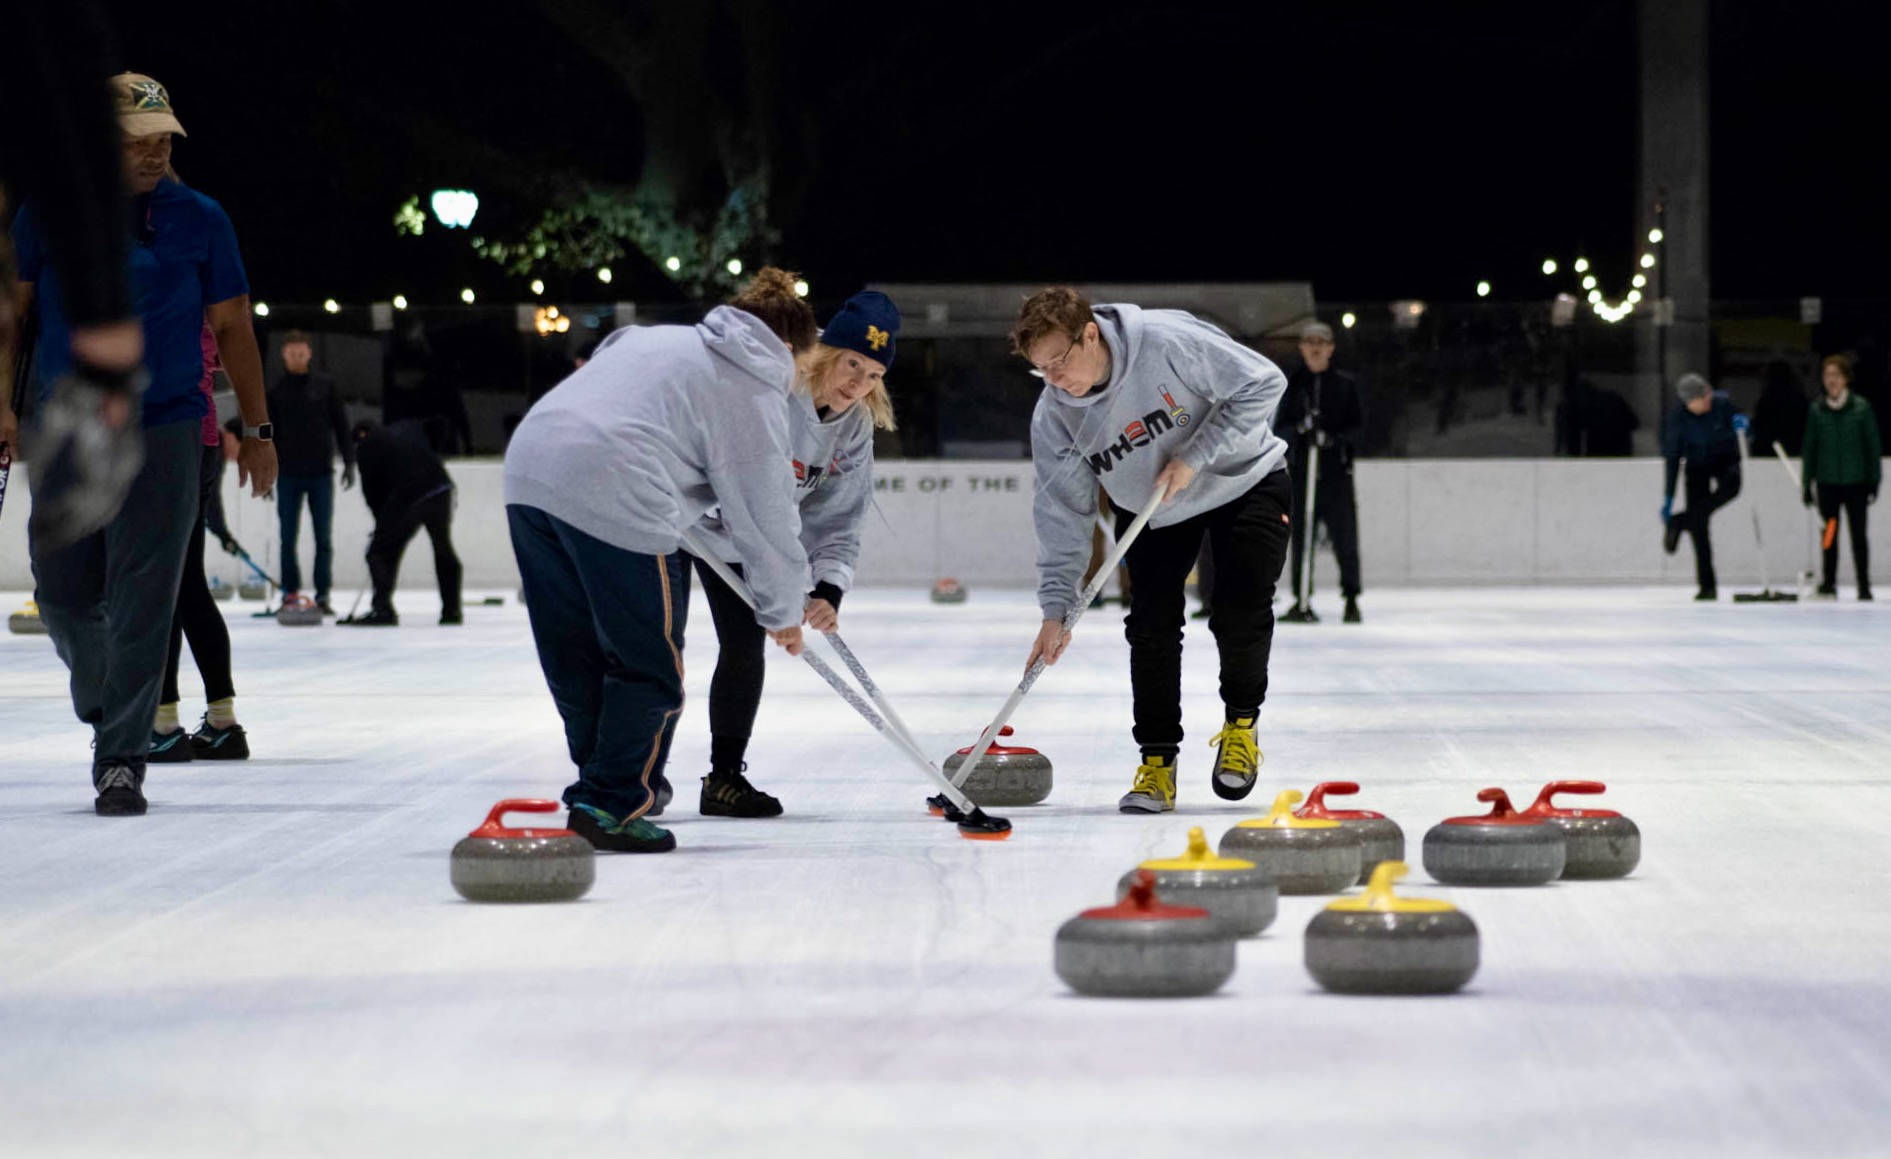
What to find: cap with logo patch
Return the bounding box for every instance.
[112,72,187,137]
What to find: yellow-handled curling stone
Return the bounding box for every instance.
[1117,826,1277,937]
[1304,861,1479,994]
[1219,789,1362,895]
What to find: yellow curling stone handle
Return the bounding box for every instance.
[1233,789,1341,830]
[1325,862,1457,914]
[1141,826,1256,871]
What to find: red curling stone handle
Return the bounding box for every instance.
[1305,781,1360,809]
[470,798,563,839]
[1528,780,1606,813]
[1475,787,1521,818]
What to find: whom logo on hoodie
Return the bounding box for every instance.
[1084,386,1193,476]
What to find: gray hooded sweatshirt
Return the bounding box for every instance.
[504,306,811,629]
[1032,303,1288,621]
[691,391,875,592]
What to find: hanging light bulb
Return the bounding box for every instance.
[1541,259,1558,276]
[1573,257,1590,274]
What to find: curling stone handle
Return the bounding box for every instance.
[1125,868,1157,908]
[1305,781,1360,809]
[472,798,561,838]
[1530,780,1605,812]
[1474,787,1520,818]
[997,726,1014,737]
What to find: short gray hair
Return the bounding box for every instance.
[1675,372,1712,401]
[1301,321,1334,342]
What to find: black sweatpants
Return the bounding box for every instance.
[690,556,769,771]
[367,487,462,616]
[1113,468,1293,756]
[162,444,234,705]
[1287,447,1362,600]
[1816,482,1872,592]
[1681,463,1741,592]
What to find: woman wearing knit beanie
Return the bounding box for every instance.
[685,290,902,817]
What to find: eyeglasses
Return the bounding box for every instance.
[1029,334,1084,379]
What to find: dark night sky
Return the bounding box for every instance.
[97,0,1891,307]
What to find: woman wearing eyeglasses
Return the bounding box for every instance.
[1012,287,1292,814]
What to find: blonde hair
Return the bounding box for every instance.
[799,343,897,431]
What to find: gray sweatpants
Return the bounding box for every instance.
[30,419,200,773]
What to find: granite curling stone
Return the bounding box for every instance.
[941,725,1053,807]
[1218,789,1363,895]
[1295,781,1406,884]
[8,600,49,635]
[930,577,968,604]
[238,579,269,601]
[1055,870,1237,997]
[451,798,596,903]
[1521,780,1640,879]
[276,594,323,626]
[1422,788,1566,886]
[1117,826,1278,937]
[209,577,236,602]
[1304,861,1479,995]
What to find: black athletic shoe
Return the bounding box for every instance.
[93,761,147,816]
[1663,516,1684,555]
[1694,588,1718,601]
[147,729,194,763]
[340,608,399,626]
[701,765,783,817]
[189,718,250,760]
[1815,584,1838,598]
[1281,603,1319,623]
[1860,588,1874,602]
[1343,597,1362,624]
[317,599,336,617]
[567,803,675,852]
[438,610,463,625]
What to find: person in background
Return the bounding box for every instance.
[340,417,462,626]
[683,291,898,819]
[1277,321,1368,623]
[1748,359,1809,459]
[150,324,248,762]
[7,72,276,815]
[1801,354,1880,600]
[268,330,354,615]
[1661,372,1744,601]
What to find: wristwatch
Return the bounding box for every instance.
[243,422,274,441]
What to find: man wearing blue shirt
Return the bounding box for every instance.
[6,72,277,816]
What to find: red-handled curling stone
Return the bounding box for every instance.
[451,799,596,902]
[1521,781,1640,879]
[1422,788,1565,886]
[941,725,1052,807]
[1054,870,1237,997]
[930,577,968,604]
[1296,781,1405,884]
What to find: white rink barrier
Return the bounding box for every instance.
[0,457,1882,592]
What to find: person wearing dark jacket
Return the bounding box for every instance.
[340,418,460,626]
[1802,354,1881,600]
[267,330,355,613]
[1661,373,1745,599]
[1276,322,1368,623]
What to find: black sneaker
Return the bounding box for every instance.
[93,760,147,816]
[148,728,194,763]
[339,608,399,626]
[439,610,463,625]
[317,599,337,617]
[1860,588,1874,602]
[1694,588,1718,601]
[1343,597,1362,624]
[567,803,675,852]
[189,718,250,760]
[1815,584,1838,598]
[701,765,783,818]
[1281,602,1319,623]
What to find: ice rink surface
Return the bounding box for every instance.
[2,584,1889,1158]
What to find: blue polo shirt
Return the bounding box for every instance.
[10,178,248,427]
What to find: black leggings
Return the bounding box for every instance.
[1681,463,1741,592]
[691,555,768,771]
[1817,482,1872,590]
[163,445,234,706]
[1114,468,1294,755]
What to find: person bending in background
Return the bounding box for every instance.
[340,417,462,626]
[684,291,898,819]
[1277,321,1368,624]
[1661,372,1745,601]
[504,268,815,854]
[150,325,249,764]
[1016,287,1291,815]
[1802,354,1880,600]
[268,330,355,615]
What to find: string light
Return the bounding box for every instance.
[253,302,270,317]
[1631,273,1647,289]
[793,279,810,298]
[1341,311,1357,329]
[597,267,613,284]
[1647,228,1664,244]
[1582,275,1598,291]
[1541,259,1558,275]
[1476,281,1492,298]
[664,256,682,272]
[392,295,409,310]
[1573,258,1590,274]
[726,258,743,276]
[530,279,545,295]
[323,299,340,314]
[460,288,476,304]
[1639,253,1656,269]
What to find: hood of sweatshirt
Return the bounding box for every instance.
[698,304,797,395]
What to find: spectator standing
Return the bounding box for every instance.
[1277,321,1368,623]
[1661,372,1744,600]
[1802,354,1880,600]
[267,330,355,614]
[340,418,462,626]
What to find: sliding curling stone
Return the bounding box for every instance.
[1296,781,1405,884]
[276,594,323,627]
[8,600,49,635]
[1422,788,1566,886]
[1521,780,1640,879]
[451,799,595,903]
[1117,826,1277,937]
[238,579,268,601]
[1304,861,1479,995]
[1055,870,1236,997]
[1218,789,1362,895]
[941,725,1052,807]
[930,577,968,604]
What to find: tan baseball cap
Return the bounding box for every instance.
[111,72,187,137]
